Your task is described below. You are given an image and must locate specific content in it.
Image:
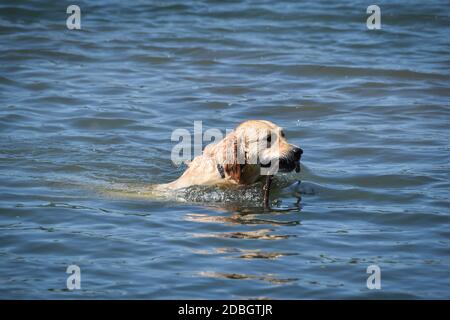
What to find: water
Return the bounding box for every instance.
[1,0,449,299]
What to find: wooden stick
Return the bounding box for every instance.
[262,175,273,210]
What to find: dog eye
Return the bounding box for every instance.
[266,135,271,143]
[281,131,285,138]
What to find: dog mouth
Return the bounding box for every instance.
[279,158,300,173]
[295,161,300,173]
[261,158,300,173]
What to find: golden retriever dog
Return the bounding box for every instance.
[156,120,303,204]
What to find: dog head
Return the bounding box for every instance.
[211,120,303,183]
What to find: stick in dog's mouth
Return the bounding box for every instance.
[263,175,273,209]
[262,159,300,209]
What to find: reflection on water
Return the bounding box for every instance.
[199,271,298,285]
[193,228,294,241]
[186,213,300,226]
[192,247,298,260]
[186,200,302,286]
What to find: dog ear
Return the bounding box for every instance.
[224,139,241,183]
[221,132,246,183]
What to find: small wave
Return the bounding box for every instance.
[96,172,304,209]
[67,117,138,130]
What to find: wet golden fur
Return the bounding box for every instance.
[156,120,299,190]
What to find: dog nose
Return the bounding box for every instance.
[293,147,303,160]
